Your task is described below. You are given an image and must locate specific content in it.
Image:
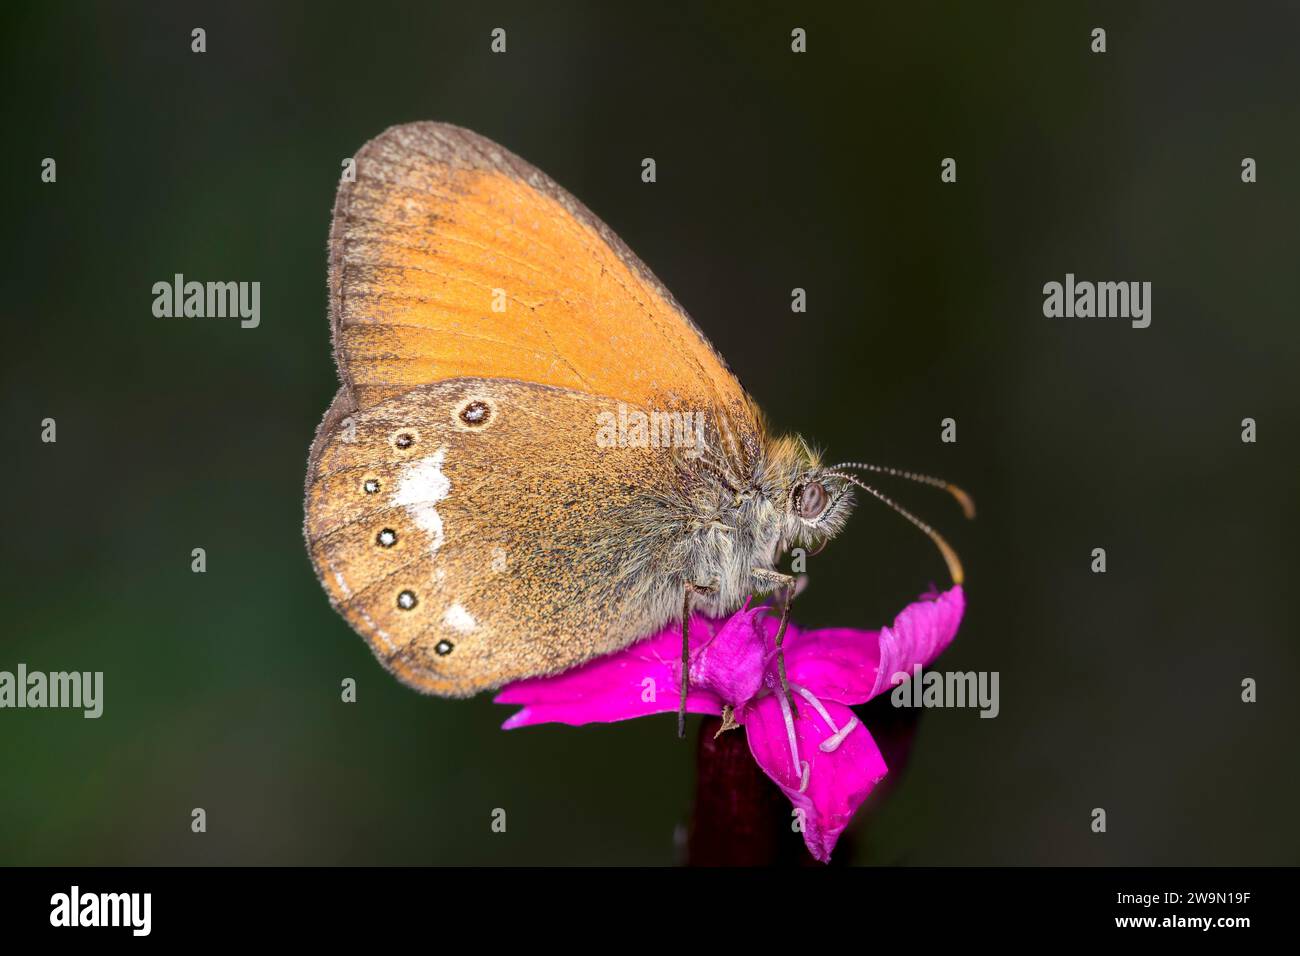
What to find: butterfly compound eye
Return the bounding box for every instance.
[796,481,829,520]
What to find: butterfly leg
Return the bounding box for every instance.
[679,582,714,739]
[752,568,799,713]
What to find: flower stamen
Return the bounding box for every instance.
[777,689,801,779]
[794,684,859,753]
[795,686,839,732]
[820,716,860,753]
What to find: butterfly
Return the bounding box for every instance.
[304,122,972,733]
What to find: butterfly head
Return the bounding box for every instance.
[766,436,855,553]
[789,468,856,549]
[766,435,974,585]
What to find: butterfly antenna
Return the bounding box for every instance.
[820,471,966,586]
[828,462,976,520]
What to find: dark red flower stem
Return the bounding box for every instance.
[684,696,921,866]
[685,716,820,866]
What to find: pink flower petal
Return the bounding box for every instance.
[689,602,767,705]
[741,694,888,863]
[784,586,965,706]
[494,613,727,728]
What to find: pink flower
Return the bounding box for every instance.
[495,586,965,862]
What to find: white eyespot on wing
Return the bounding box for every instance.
[443,603,477,634]
[393,446,450,552]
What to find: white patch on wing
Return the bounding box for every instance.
[443,603,477,633]
[393,446,450,552]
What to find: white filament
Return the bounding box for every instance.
[820,717,859,753]
[793,684,861,753]
[777,689,801,779]
[796,686,839,732]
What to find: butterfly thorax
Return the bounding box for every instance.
[667,419,822,616]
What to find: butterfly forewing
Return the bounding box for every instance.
[329,122,755,422]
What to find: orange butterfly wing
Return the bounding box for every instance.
[329,121,754,425]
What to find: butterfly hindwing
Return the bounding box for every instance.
[306,378,698,696]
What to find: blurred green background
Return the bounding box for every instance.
[2,0,1297,865]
